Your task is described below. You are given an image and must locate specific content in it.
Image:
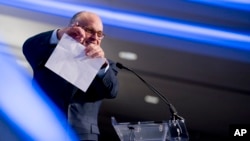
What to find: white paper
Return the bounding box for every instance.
[45,34,105,92]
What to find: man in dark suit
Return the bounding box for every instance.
[23,11,119,141]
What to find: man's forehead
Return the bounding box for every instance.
[77,13,103,27]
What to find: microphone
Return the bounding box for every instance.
[116,62,189,140]
[116,62,183,120]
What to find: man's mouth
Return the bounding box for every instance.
[85,41,96,45]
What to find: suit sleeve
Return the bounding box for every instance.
[100,60,119,98]
[22,31,56,70]
[86,61,119,99]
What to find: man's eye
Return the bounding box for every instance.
[96,32,103,37]
[84,28,92,33]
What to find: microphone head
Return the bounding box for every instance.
[116,62,124,69]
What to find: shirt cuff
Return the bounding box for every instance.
[97,63,109,78]
[50,29,59,44]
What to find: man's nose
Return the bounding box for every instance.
[90,33,99,40]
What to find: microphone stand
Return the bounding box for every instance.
[116,62,189,140]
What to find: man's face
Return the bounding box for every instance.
[77,14,104,47]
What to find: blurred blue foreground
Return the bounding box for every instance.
[0,43,77,141]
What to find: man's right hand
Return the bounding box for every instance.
[57,25,86,43]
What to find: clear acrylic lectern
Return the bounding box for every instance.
[111,117,189,141]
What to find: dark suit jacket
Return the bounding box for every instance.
[23,31,119,140]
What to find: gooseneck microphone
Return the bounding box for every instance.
[116,62,183,121]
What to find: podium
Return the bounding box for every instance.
[111,117,189,141]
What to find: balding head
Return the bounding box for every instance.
[67,11,105,46]
[69,11,103,30]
